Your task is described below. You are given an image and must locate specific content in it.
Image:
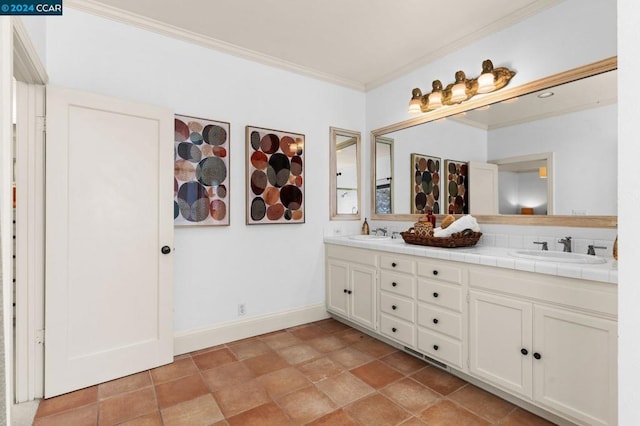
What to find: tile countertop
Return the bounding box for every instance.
[324,235,618,285]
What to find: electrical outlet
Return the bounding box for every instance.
[238,303,246,316]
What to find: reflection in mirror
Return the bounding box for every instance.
[491,152,554,215]
[330,127,361,220]
[371,57,617,227]
[375,137,393,214]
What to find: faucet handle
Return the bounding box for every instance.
[587,245,607,255]
[533,241,548,251]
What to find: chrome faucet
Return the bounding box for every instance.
[533,241,548,251]
[371,227,388,236]
[558,237,572,252]
[587,245,607,255]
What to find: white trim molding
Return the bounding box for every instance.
[11,18,48,84]
[173,304,330,356]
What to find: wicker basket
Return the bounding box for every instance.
[400,228,482,248]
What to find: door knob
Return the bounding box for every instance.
[161,246,171,254]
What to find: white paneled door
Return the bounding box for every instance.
[44,86,174,397]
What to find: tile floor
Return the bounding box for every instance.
[32,319,556,425]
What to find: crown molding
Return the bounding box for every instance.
[65,0,366,91]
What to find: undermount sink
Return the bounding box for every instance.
[349,234,392,241]
[509,249,607,264]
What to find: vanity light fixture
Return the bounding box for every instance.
[408,59,516,114]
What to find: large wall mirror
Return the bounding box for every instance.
[371,57,617,228]
[330,127,361,220]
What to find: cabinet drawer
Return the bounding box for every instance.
[418,260,463,285]
[381,292,414,322]
[326,244,377,267]
[418,328,463,368]
[380,255,414,274]
[417,280,463,312]
[380,271,415,298]
[380,314,415,347]
[417,304,462,340]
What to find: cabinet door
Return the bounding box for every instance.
[469,291,533,399]
[533,306,617,426]
[349,264,376,329]
[326,259,349,317]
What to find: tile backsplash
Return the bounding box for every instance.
[350,221,619,259]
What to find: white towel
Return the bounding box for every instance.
[433,215,480,237]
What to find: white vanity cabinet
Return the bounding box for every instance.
[324,241,617,426]
[468,266,617,426]
[325,244,377,330]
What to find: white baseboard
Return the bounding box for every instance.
[173,303,330,355]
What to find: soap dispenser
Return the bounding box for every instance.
[426,209,436,228]
[361,218,370,235]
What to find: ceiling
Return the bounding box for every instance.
[67,0,563,91]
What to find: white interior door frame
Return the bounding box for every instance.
[14,81,45,403]
[0,17,15,425]
[9,16,48,406]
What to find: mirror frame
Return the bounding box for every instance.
[370,56,617,228]
[330,127,362,220]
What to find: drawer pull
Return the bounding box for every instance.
[392,282,397,287]
[534,352,542,360]
[433,292,439,298]
[433,345,439,351]
[433,318,439,324]
[392,327,397,333]
[392,262,397,268]
[433,270,439,276]
[391,305,397,310]
[521,348,529,356]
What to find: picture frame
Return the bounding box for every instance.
[444,159,469,214]
[246,126,305,224]
[410,153,441,214]
[174,114,230,226]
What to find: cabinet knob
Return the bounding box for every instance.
[521,348,528,356]
[433,345,439,351]
[161,245,171,254]
[347,290,353,294]
[392,327,397,333]
[391,305,397,310]
[433,292,439,298]
[392,282,397,287]
[392,262,397,267]
[432,270,439,276]
[433,318,439,324]
[533,352,542,360]
[343,289,348,293]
